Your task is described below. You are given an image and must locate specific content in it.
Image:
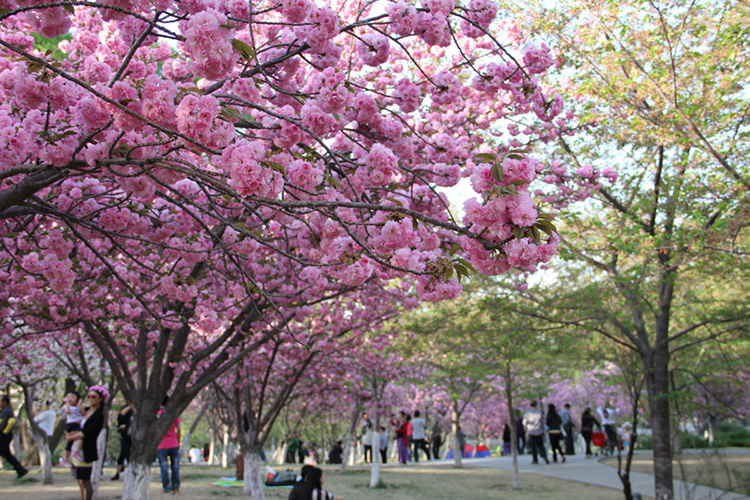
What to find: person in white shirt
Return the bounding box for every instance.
[410,410,428,462]
[34,401,57,438]
[189,446,202,464]
[597,403,621,455]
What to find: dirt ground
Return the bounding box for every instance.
[1,463,630,500]
[600,450,750,496]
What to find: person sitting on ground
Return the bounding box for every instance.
[328,440,343,464]
[288,464,314,500]
[301,466,344,500]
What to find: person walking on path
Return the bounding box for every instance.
[546,404,565,463]
[580,407,601,457]
[157,396,181,494]
[561,403,575,455]
[65,385,106,500]
[410,410,428,462]
[457,426,467,458]
[502,424,512,456]
[523,401,548,464]
[430,423,442,460]
[0,395,28,479]
[379,427,388,464]
[597,403,621,456]
[393,412,410,464]
[111,403,133,480]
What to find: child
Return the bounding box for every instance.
[61,391,83,467]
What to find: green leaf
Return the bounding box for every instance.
[62,3,75,14]
[448,244,462,256]
[231,39,255,61]
[384,197,403,207]
[490,163,503,183]
[473,153,496,163]
[512,226,524,240]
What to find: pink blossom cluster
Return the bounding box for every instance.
[181,9,236,80]
[460,0,499,39]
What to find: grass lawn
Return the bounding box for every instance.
[1,462,631,499]
[600,450,750,496]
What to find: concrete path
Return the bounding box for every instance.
[414,451,749,500]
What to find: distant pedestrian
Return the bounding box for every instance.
[411,410,428,462]
[203,442,210,462]
[457,426,467,458]
[112,403,133,480]
[430,423,442,460]
[546,404,565,463]
[299,440,309,464]
[360,413,373,464]
[0,395,27,479]
[287,435,300,463]
[580,407,601,457]
[392,412,410,464]
[523,401,548,464]
[157,396,181,494]
[34,400,56,438]
[328,440,343,464]
[379,427,388,464]
[597,402,621,455]
[515,410,525,454]
[502,424,512,456]
[561,403,575,455]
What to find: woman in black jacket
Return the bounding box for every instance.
[66,385,107,500]
[546,404,565,463]
[580,407,601,457]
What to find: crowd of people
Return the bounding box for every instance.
[1,387,631,499]
[512,400,627,465]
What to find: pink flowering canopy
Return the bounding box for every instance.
[0,2,612,494]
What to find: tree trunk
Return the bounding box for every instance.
[122,459,153,500]
[644,342,674,500]
[209,431,217,465]
[221,424,230,468]
[242,449,266,499]
[30,430,54,484]
[451,402,463,468]
[339,407,359,473]
[504,370,520,490]
[91,428,107,496]
[182,404,207,456]
[707,415,716,447]
[369,411,380,488]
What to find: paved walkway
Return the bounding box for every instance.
[413,451,749,500]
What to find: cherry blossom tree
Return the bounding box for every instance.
[0,0,596,497]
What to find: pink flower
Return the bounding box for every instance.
[357,33,390,66]
[182,9,236,80]
[393,78,422,113]
[523,43,554,74]
[386,1,418,36]
[280,0,312,23]
[287,159,324,189]
[430,71,461,105]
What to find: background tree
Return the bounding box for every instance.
[501,0,750,497]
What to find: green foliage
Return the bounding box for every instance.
[31,32,72,60]
[679,432,709,449]
[636,434,653,450]
[715,424,750,448]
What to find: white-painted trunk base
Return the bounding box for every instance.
[31,433,53,484]
[122,461,153,500]
[243,451,266,499]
